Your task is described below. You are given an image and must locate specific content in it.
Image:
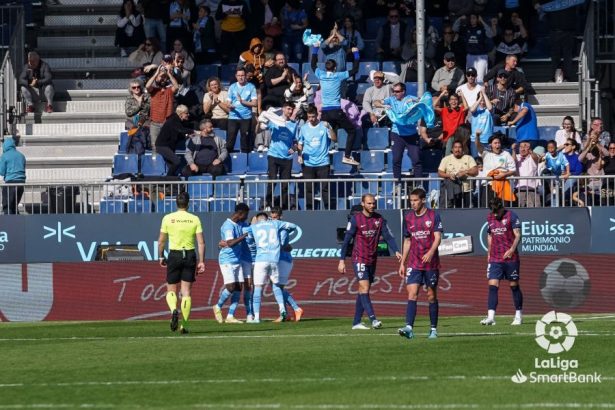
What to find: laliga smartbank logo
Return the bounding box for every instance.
[511,311,601,384]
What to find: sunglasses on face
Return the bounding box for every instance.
[467,74,476,77]
[564,143,571,146]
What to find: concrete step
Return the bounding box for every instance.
[26,156,113,168]
[54,100,125,113]
[531,82,581,94]
[17,122,125,136]
[20,134,120,146]
[54,79,132,92]
[47,0,122,6]
[20,145,118,159]
[44,15,118,27]
[38,48,120,59]
[24,111,125,124]
[26,167,111,183]
[528,93,579,106]
[55,89,128,101]
[38,26,116,37]
[45,57,140,70]
[532,104,579,114]
[38,35,115,49]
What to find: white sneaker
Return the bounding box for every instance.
[120,48,128,57]
[262,147,268,152]
[371,319,383,329]
[511,317,523,326]
[246,314,254,322]
[212,305,223,323]
[225,316,243,324]
[352,323,370,330]
[246,317,260,324]
[480,317,496,326]
[341,156,360,166]
[256,145,264,152]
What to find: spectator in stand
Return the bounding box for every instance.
[202,77,231,130]
[170,52,191,88]
[167,0,193,53]
[537,0,577,82]
[400,25,437,83]
[583,117,612,148]
[340,15,365,60]
[129,37,163,67]
[250,0,283,40]
[476,132,516,206]
[431,52,465,96]
[321,24,349,71]
[263,53,299,109]
[580,130,609,200]
[0,136,26,215]
[562,138,584,201]
[434,90,467,156]
[543,139,570,207]
[193,5,217,64]
[555,116,582,151]
[447,0,474,20]
[19,51,55,114]
[125,78,150,130]
[297,105,336,210]
[451,123,472,155]
[453,13,494,83]
[485,54,532,95]
[226,67,258,153]
[507,95,539,148]
[140,0,168,51]
[467,88,493,158]
[310,41,360,166]
[437,139,478,208]
[261,35,277,64]
[156,105,196,176]
[115,0,145,57]
[513,140,542,207]
[216,0,249,63]
[600,141,615,205]
[170,39,195,73]
[435,24,466,70]
[308,0,335,37]
[485,69,516,126]
[183,119,228,178]
[146,60,180,153]
[493,21,527,64]
[376,8,410,62]
[361,71,393,131]
[456,67,482,108]
[340,0,364,30]
[280,0,308,63]
[284,73,314,122]
[238,37,267,86]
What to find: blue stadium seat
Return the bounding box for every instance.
[113,154,138,176]
[243,175,268,199]
[189,199,209,213]
[538,126,560,141]
[366,128,390,150]
[405,82,420,97]
[126,199,152,213]
[493,125,508,137]
[220,63,237,85]
[386,152,412,174]
[99,200,125,214]
[228,152,247,175]
[353,177,379,197]
[210,199,237,212]
[336,128,362,151]
[175,137,187,153]
[360,150,385,173]
[187,175,213,199]
[301,62,324,83]
[380,173,395,196]
[382,61,400,74]
[357,61,379,82]
[246,196,263,212]
[140,153,167,176]
[247,152,269,175]
[214,175,241,198]
[118,131,129,154]
[156,199,177,213]
[355,82,371,105]
[365,17,386,39]
[376,197,395,210]
[195,64,219,83]
[213,128,227,140]
[287,62,300,74]
[362,40,378,60]
[332,152,359,174]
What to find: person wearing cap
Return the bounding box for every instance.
[484,55,532,95]
[507,95,539,148]
[361,71,393,130]
[485,69,516,126]
[455,67,483,108]
[431,51,465,98]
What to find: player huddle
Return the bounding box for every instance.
[160,190,524,338]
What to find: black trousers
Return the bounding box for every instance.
[181,162,226,178]
[549,30,575,81]
[321,108,356,157]
[302,165,330,210]
[227,119,253,153]
[267,156,292,209]
[1,182,24,214]
[156,146,181,176]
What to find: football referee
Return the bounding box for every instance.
[158,192,206,334]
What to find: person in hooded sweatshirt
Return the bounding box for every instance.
[0,137,26,215]
[238,37,268,86]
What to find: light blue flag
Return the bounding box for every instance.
[385,91,435,128]
[541,0,586,12]
[303,29,323,47]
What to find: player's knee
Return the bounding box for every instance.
[225,284,236,292]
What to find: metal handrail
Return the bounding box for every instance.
[0,4,25,136]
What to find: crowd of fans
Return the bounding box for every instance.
[111,0,615,209]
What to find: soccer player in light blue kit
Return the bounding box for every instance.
[270,206,303,322]
[244,212,298,323]
[239,218,256,321]
[214,203,250,324]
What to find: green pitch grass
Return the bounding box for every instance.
[1,315,614,409]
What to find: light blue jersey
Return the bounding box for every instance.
[315,68,349,108]
[218,218,244,265]
[471,106,494,143]
[298,122,331,167]
[244,220,298,263]
[239,221,254,263]
[227,82,257,120]
[279,228,293,263]
[545,151,569,176]
[384,96,419,136]
[268,120,297,160]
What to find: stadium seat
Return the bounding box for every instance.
[189,199,209,213]
[382,61,400,74]
[301,62,324,83]
[362,40,378,60]
[353,177,379,197]
[156,199,177,213]
[355,82,371,105]
[118,131,129,154]
[140,153,167,176]
[365,17,386,39]
[220,63,237,85]
[210,199,237,212]
[492,125,508,137]
[366,128,390,150]
[405,82,420,97]
[330,177,353,199]
[376,197,395,210]
[228,152,248,175]
[380,173,395,196]
[357,61,379,82]
[99,200,125,214]
[247,152,269,174]
[243,175,268,199]
[386,152,412,174]
[126,198,152,213]
[187,175,213,199]
[287,62,300,74]
[214,175,241,198]
[195,64,219,83]
[113,154,138,176]
[336,128,362,151]
[538,126,560,140]
[359,150,385,173]
[213,128,226,140]
[332,151,359,174]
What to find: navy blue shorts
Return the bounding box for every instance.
[405,268,439,288]
[353,263,376,283]
[487,261,520,281]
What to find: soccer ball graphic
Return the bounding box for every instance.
[539,258,591,309]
